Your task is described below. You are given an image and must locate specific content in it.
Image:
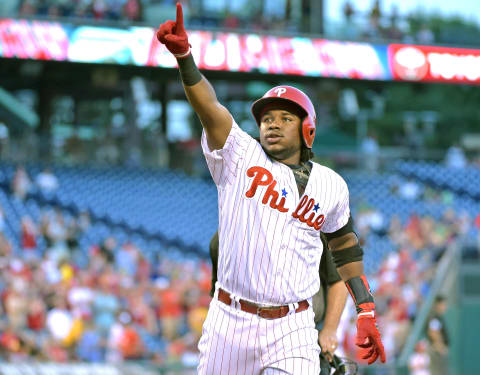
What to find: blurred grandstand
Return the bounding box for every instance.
[0,0,479,374]
[1,0,480,45]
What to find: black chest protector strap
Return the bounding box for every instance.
[288,161,312,196]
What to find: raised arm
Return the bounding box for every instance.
[156,3,232,150]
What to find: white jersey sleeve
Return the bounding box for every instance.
[201,120,251,187]
[321,174,350,233]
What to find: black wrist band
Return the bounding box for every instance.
[177,53,202,86]
[345,275,375,313]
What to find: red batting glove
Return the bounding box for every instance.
[156,3,190,58]
[356,307,386,365]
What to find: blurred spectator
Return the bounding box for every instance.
[99,237,117,264]
[76,318,105,362]
[360,133,380,171]
[398,178,423,200]
[35,168,59,193]
[416,23,435,45]
[43,209,69,262]
[123,0,142,22]
[11,166,31,200]
[115,241,139,277]
[18,0,36,16]
[343,0,354,21]
[0,325,24,360]
[5,277,29,331]
[93,272,120,337]
[223,11,240,29]
[0,232,12,260]
[338,1,360,40]
[385,5,404,40]
[408,340,430,375]
[0,204,6,232]
[116,311,144,360]
[444,143,467,169]
[17,0,144,22]
[363,0,383,40]
[21,216,39,262]
[356,205,387,237]
[155,281,183,342]
[370,0,381,21]
[68,271,94,320]
[46,296,74,344]
[26,296,46,332]
[426,296,449,375]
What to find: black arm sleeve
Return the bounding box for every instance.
[319,233,342,285]
[323,216,354,241]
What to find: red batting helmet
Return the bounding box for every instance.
[251,85,316,148]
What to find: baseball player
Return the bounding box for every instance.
[156,4,386,374]
[209,230,348,367]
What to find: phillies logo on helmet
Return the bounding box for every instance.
[273,87,287,97]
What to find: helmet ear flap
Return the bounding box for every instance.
[302,116,315,148]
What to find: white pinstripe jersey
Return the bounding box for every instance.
[201,121,350,305]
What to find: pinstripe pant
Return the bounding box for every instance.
[198,293,320,375]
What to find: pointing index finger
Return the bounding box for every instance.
[175,2,185,33]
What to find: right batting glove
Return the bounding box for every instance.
[346,275,386,365]
[156,3,191,58]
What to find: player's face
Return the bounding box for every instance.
[259,109,302,165]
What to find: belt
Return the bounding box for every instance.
[217,288,309,320]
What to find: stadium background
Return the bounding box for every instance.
[0,0,479,374]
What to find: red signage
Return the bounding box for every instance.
[0,19,68,60]
[2,17,480,86]
[147,31,388,80]
[390,44,480,84]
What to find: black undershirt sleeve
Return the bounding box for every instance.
[209,231,219,297]
[322,216,354,241]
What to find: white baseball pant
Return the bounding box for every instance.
[198,292,320,374]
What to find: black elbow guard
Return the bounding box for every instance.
[330,244,363,268]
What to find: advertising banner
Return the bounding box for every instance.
[389,44,480,84]
[0,18,390,81]
[147,32,390,80]
[1,18,479,85]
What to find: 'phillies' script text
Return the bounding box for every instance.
[245,166,325,231]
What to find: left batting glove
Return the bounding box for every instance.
[156,3,191,58]
[346,275,386,365]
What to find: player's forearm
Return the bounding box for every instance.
[183,77,223,122]
[177,55,218,117]
[177,55,231,149]
[328,233,375,313]
[323,281,348,331]
[336,261,364,281]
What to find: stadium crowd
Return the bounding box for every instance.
[340,206,468,363]
[16,0,143,21]
[1,166,213,364]
[0,165,473,369]
[7,0,480,47]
